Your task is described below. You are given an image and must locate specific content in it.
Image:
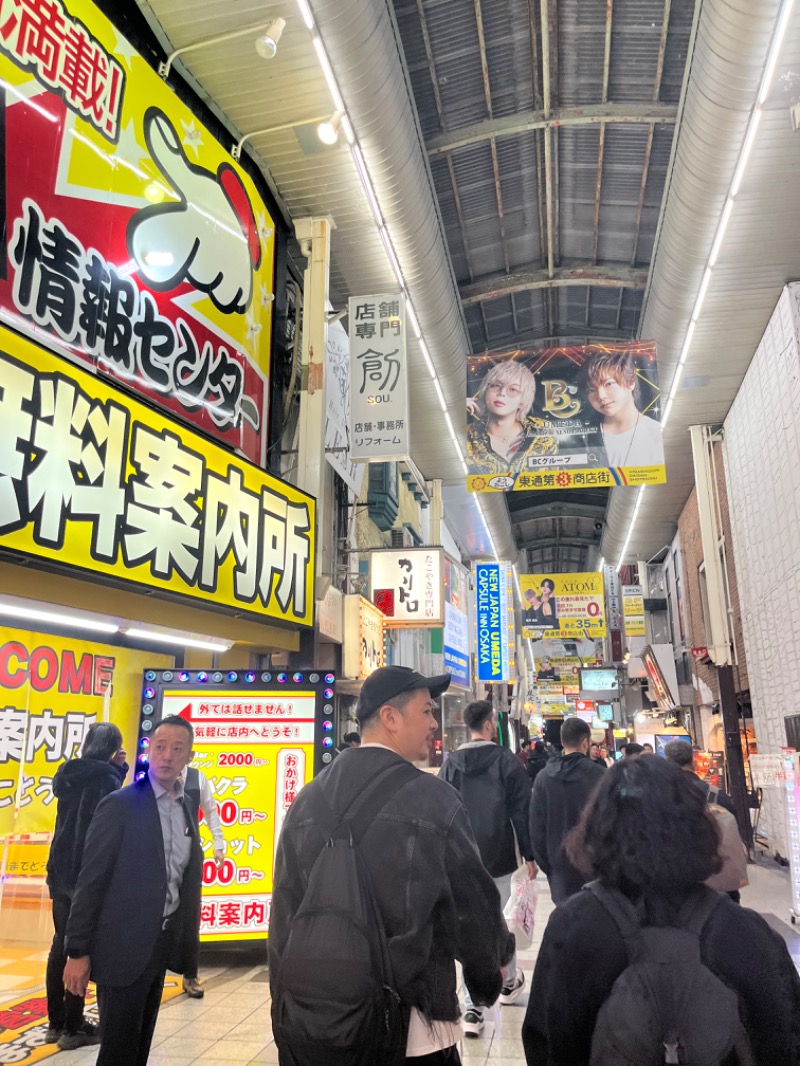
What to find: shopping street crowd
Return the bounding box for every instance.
[42,664,800,1066]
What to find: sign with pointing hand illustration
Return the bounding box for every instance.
[0,0,276,464]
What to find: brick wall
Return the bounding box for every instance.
[724,283,800,854]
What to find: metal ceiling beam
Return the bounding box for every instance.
[517,536,602,550]
[461,262,648,305]
[426,103,678,157]
[631,0,673,265]
[510,502,607,521]
[469,325,640,353]
[589,0,614,336]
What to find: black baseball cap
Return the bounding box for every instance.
[357,666,451,724]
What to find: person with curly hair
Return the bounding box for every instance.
[522,756,800,1066]
[467,360,557,476]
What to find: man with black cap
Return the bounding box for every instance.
[270,665,514,1065]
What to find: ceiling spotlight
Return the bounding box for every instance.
[255,18,285,59]
[317,110,344,145]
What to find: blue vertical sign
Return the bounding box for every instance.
[476,562,510,682]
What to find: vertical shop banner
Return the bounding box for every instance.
[325,320,365,495]
[443,557,470,687]
[605,563,623,663]
[370,548,443,626]
[622,584,646,637]
[343,595,385,678]
[161,689,317,942]
[0,331,316,625]
[475,562,514,682]
[348,294,409,462]
[520,572,606,639]
[466,341,664,492]
[0,631,169,838]
[0,0,276,464]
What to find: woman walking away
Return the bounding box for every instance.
[522,756,800,1066]
[45,722,126,1050]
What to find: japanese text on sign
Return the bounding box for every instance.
[370,548,443,627]
[0,0,125,140]
[348,293,409,462]
[0,330,315,625]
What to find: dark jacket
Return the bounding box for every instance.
[47,757,123,900]
[527,752,549,786]
[270,746,514,1024]
[522,888,800,1066]
[65,776,202,987]
[439,741,533,877]
[529,751,606,903]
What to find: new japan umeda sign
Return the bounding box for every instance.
[0,327,315,626]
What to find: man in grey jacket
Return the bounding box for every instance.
[440,700,536,1038]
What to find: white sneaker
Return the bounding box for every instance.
[462,1009,484,1038]
[499,971,525,1005]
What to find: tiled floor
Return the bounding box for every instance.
[18,855,800,1066]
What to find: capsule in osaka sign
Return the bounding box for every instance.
[476,562,514,682]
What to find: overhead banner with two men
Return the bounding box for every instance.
[466,341,665,492]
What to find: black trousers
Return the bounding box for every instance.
[46,897,85,1034]
[406,1048,462,1065]
[95,928,170,1066]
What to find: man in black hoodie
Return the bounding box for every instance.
[45,721,127,1049]
[440,700,536,1038]
[529,717,605,904]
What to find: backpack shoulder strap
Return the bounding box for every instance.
[678,886,723,937]
[307,761,418,846]
[347,762,419,844]
[585,882,643,961]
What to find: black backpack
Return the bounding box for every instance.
[272,761,418,1066]
[588,883,755,1066]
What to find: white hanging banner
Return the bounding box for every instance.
[348,293,409,462]
[325,320,365,495]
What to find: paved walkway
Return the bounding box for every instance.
[15,856,800,1066]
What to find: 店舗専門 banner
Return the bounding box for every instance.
[348,294,409,462]
[521,572,606,639]
[466,341,664,492]
[0,0,276,464]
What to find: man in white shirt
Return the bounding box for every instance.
[181,765,225,997]
[585,350,665,469]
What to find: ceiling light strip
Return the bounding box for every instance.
[0,602,119,635]
[299,0,487,551]
[619,0,793,560]
[125,627,231,652]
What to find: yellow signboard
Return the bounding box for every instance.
[0,628,170,836]
[622,584,646,638]
[0,0,276,464]
[521,572,606,639]
[161,689,317,942]
[0,328,315,626]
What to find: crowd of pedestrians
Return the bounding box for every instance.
[43,664,800,1066]
[269,668,800,1066]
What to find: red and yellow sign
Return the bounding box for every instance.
[0,628,170,837]
[0,0,276,463]
[161,689,317,942]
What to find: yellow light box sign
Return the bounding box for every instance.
[0,328,315,626]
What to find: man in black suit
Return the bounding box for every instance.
[64,715,202,1066]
